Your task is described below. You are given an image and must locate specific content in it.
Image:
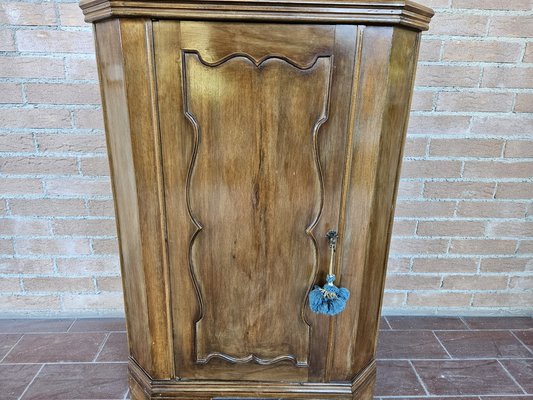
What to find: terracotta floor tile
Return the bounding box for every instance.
[375,360,425,397]
[0,334,22,360]
[413,359,523,396]
[3,332,106,363]
[513,330,533,353]
[480,397,533,399]
[379,316,391,330]
[500,359,533,394]
[435,331,532,359]
[21,363,129,400]
[0,319,74,333]
[377,330,449,359]
[96,332,128,362]
[69,317,126,332]
[0,364,42,400]
[464,317,533,330]
[386,316,467,330]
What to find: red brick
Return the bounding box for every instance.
[56,256,120,275]
[450,239,517,255]
[91,238,119,255]
[408,115,471,135]
[0,133,35,152]
[515,94,533,113]
[36,134,107,154]
[0,29,15,51]
[504,140,533,158]
[0,178,42,195]
[480,257,531,273]
[0,3,56,25]
[15,238,91,256]
[411,91,434,112]
[0,56,64,78]
[62,293,124,311]
[417,220,486,237]
[396,200,456,218]
[412,257,477,273]
[386,274,441,290]
[424,181,495,200]
[0,295,61,311]
[80,157,110,176]
[473,292,533,308]
[408,292,471,307]
[9,199,87,217]
[87,200,116,217]
[415,65,481,88]
[525,43,533,63]
[96,277,123,292]
[397,181,424,199]
[45,178,112,197]
[0,258,54,275]
[463,161,533,179]
[58,3,88,27]
[457,201,527,218]
[391,220,417,236]
[472,116,533,135]
[401,160,462,179]
[0,108,71,129]
[482,67,533,89]
[418,39,442,62]
[0,156,78,175]
[0,218,49,236]
[488,16,533,38]
[0,239,13,254]
[75,109,104,130]
[508,276,533,290]
[389,238,449,255]
[24,277,95,293]
[423,0,450,8]
[443,275,509,291]
[52,219,117,237]
[0,278,22,292]
[437,92,514,112]
[428,13,488,36]
[403,138,428,157]
[430,139,503,158]
[443,41,522,63]
[65,57,98,80]
[382,292,407,307]
[386,257,411,273]
[452,0,532,10]
[518,240,533,254]
[16,30,94,53]
[0,83,22,103]
[496,182,533,199]
[487,221,533,238]
[26,83,101,105]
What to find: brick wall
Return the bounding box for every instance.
[0,0,531,316]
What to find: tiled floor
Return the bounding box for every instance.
[0,317,531,399]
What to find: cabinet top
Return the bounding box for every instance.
[79,0,434,31]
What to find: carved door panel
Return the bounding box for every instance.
[154,21,359,381]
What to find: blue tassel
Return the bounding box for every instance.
[309,274,350,316]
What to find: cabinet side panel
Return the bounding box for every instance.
[94,19,152,372]
[329,26,420,379]
[116,18,174,379]
[352,27,420,374]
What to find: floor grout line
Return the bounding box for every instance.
[431,330,454,359]
[510,330,533,357]
[0,333,24,363]
[496,359,528,395]
[17,363,44,400]
[66,318,77,333]
[408,359,431,396]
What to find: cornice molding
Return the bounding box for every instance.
[80,0,434,31]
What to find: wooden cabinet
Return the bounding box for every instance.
[80,1,432,398]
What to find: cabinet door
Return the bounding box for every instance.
[154,21,358,381]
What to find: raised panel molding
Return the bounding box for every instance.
[182,51,333,366]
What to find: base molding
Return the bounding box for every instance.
[129,359,376,399]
